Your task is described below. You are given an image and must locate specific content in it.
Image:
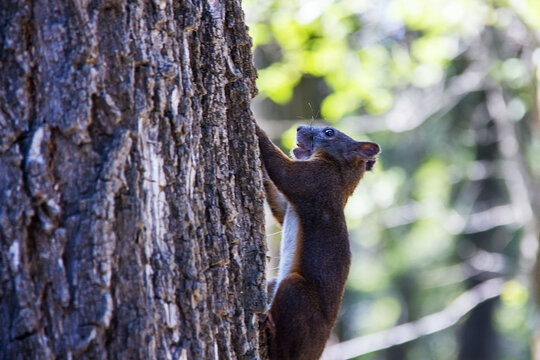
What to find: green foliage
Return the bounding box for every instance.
[246,0,540,358]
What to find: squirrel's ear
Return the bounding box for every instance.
[347,141,380,161]
[357,142,380,157]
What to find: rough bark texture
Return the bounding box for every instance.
[0,0,267,359]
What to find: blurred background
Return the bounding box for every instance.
[243,0,540,359]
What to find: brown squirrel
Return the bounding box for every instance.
[255,123,380,360]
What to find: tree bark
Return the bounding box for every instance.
[0,0,267,359]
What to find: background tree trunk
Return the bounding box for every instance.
[0,0,267,359]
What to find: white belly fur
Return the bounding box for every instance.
[271,205,299,303]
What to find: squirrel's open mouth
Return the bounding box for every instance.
[292,142,312,160]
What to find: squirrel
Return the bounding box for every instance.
[255,123,380,360]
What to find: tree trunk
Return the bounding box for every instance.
[0,0,267,359]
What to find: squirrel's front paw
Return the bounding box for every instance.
[258,312,276,336]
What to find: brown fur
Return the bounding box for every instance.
[256,124,380,360]
[263,178,287,225]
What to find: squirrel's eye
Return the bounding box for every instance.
[324,129,335,137]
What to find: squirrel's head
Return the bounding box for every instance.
[292,125,380,171]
